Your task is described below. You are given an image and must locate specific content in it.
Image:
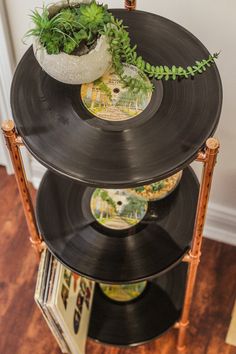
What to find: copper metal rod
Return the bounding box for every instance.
[1,120,43,256]
[177,137,220,352]
[125,0,136,11]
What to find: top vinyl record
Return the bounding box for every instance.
[11,9,222,187]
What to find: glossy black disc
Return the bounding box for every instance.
[11,10,222,187]
[89,263,187,346]
[36,167,199,283]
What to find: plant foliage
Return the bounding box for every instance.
[26,1,219,91]
[25,1,112,54]
[103,16,219,91]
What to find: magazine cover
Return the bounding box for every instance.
[50,263,95,354]
[35,249,95,354]
[35,249,69,353]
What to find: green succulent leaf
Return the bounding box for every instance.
[63,37,77,54]
[77,1,112,30]
[74,29,88,44]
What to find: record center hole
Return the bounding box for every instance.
[113,88,120,94]
[117,201,123,206]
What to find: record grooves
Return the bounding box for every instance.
[36,167,199,283]
[10,4,223,352]
[11,9,222,187]
[89,263,187,347]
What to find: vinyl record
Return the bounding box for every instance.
[89,262,187,346]
[36,167,199,283]
[11,10,222,188]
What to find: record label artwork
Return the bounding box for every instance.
[90,189,148,230]
[129,171,183,201]
[81,64,152,121]
[99,282,147,302]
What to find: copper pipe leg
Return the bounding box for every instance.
[1,120,43,257]
[177,138,220,351]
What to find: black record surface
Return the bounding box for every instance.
[36,167,199,283]
[11,10,222,187]
[89,262,187,346]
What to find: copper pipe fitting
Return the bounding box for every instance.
[182,251,201,264]
[196,150,207,162]
[177,345,187,353]
[125,0,136,11]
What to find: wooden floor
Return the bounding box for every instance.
[0,166,236,354]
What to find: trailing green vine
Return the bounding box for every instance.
[26,1,219,92]
[103,16,219,92]
[94,78,112,100]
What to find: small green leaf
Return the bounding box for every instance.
[165,74,169,80]
[172,65,177,73]
[187,66,194,76]
[164,66,170,73]
[146,62,151,71]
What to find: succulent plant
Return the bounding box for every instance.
[26,1,219,91]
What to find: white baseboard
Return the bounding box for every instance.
[31,161,236,246]
[204,203,236,246]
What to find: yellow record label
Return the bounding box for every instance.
[81,64,152,121]
[99,282,147,302]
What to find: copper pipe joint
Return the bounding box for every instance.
[1,120,23,146]
[177,345,187,352]
[1,119,15,137]
[196,150,207,162]
[196,138,219,162]
[125,0,136,10]
[174,322,180,329]
[183,251,201,263]
[30,239,46,253]
[206,137,220,153]
[178,321,190,328]
[174,321,189,329]
[29,238,43,246]
[15,136,23,146]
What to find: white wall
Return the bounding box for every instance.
[0,0,34,177]
[4,0,236,243]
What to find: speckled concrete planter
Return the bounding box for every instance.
[33,0,112,85]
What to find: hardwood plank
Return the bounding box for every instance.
[0,168,60,354]
[0,166,235,354]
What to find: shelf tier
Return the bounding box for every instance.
[11,9,222,188]
[36,167,199,283]
[89,262,187,347]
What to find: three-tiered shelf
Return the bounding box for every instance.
[2,1,222,352]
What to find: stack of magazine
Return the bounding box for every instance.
[35,249,95,354]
